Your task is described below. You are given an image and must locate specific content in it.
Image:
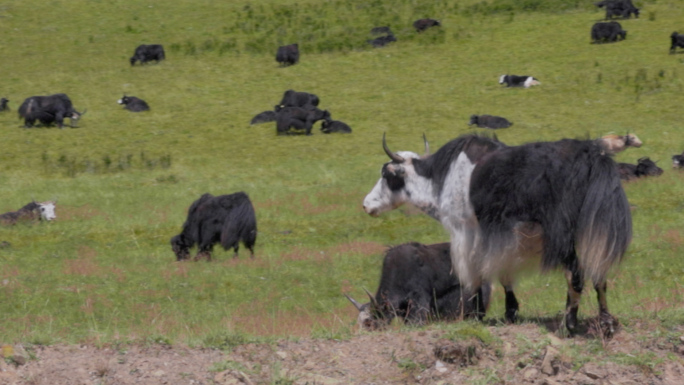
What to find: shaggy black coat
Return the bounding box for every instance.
[368,34,396,48]
[276,90,320,110]
[0,98,8,111]
[130,44,165,66]
[468,114,513,129]
[0,202,42,225]
[349,242,491,329]
[413,19,441,32]
[591,21,627,43]
[250,110,277,125]
[170,192,257,261]
[276,107,330,135]
[670,32,684,54]
[320,119,352,134]
[276,44,299,66]
[18,93,82,128]
[617,157,663,180]
[596,0,639,19]
[118,96,150,112]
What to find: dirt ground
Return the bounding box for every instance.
[2,321,684,385]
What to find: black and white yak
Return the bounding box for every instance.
[130,44,166,66]
[413,19,441,32]
[591,21,627,44]
[170,192,257,261]
[670,32,684,54]
[596,0,640,19]
[276,106,330,136]
[0,98,8,111]
[275,90,320,111]
[672,152,684,168]
[345,242,491,330]
[18,93,86,128]
[276,43,299,66]
[468,114,513,129]
[363,134,632,337]
[0,201,56,225]
[499,75,540,88]
[320,118,352,134]
[617,157,663,180]
[118,95,150,112]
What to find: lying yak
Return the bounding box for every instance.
[368,34,396,48]
[598,133,642,154]
[0,98,8,111]
[468,114,513,129]
[345,242,491,330]
[0,201,56,225]
[499,74,540,88]
[18,93,85,128]
[413,19,441,32]
[276,107,330,135]
[276,43,299,66]
[617,157,663,181]
[118,95,150,112]
[170,192,257,261]
[320,119,352,134]
[673,152,684,168]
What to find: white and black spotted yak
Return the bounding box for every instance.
[345,242,491,330]
[170,192,257,261]
[18,93,86,129]
[499,74,540,88]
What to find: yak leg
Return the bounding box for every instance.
[404,296,431,326]
[55,112,65,129]
[564,267,584,335]
[500,279,519,323]
[595,281,619,338]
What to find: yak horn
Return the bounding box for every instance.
[423,133,430,156]
[344,294,363,311]
[382,133,405,163]
[363,288,379,308]
[79,109,88,116]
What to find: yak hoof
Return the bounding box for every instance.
[599,313,619,339]
[505,309,518,324]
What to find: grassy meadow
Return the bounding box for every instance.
[1,0,684,347]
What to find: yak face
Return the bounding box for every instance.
[363,153,422,217]
[672,154,684,168]
[170,235,191,261]
[118,96,128,105]
[344,294,390,331]
[636,157,663,177]
[38,201,56,221]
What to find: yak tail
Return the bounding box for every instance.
[220,193,257,251]
[575,155,632,286]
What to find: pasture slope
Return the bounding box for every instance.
[1,0,684,383]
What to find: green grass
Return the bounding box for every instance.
[1,0,684,346]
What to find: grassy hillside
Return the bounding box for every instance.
[1,0,683,346]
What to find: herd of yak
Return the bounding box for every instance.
[3,0,684,337]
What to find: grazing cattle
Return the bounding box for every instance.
[0,98,8,111]
[596,0,639,19]
[0,201,56,225]
[468,114,513,129]
[598,133,642,154]
[130,44,165,66]
[499,75,540,88]
[363,134,631,337]
[670,32,684,54]
[672,152,684,168]
[591,21,627,43]
[368,34,397,48]
[320,118,352,134]
[413,18,441,32]
[276,90,320,111]
[276,43,299,66]
[18,93,85,128]
[117,95,150,112]
[250,110,277,125]
[170,192,257,261]
[345,242,491,330]
[617,157,663,180]
[276,107,330,135]
[371,26,392,35]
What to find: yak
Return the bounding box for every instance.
[591,21,627,43]
[0,201,56,225]
[672,152,684,168]
[118,95,150,112]
[363,134,631,337]
[130,44,165,66]
[617,157,664,180]
[276,44,299,66]
[499,74,540,88]
[596,0,639,19]
[275,90,320,111]
[320,118,352,134]
[170,192,257,261]
[18,93,85,128]
[468,114,513,129]
[0,98,8,111]
[276,107,330,136]
[345,242,491,330]
[413,19,441,32]
[670,32,684,54]
[368,34,396,48]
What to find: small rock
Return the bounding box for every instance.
[435,360,448,373]
[541,346,559,376]
[583,368,603,380]
[275,351,287,360]
[11,345,28,365]
[303,360,315,370]
[523,368,538,380]
[152,369,165,377]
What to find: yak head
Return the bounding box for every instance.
[636,157,663,177]
[363,134,433,218]
[672,154,684,168]
[468,115,479,126]
[37,201,57,221]
[170,235,191,261]
[344,291,390,331]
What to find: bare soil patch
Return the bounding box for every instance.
[2,322,684,384]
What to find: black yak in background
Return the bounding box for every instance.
[118,95,150,112]
[170,192,257,261]
[18,93,85,128]
[130,44,166,66]
[276,44,299,66]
